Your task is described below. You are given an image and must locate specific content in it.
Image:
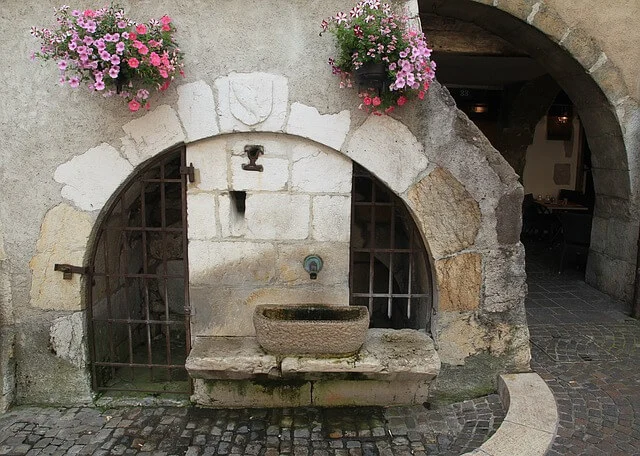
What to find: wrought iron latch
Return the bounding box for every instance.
[180,163,195,183]
[54,264,89,280]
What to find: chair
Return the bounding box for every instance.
[522,194,557,240]
[558,213,593,272]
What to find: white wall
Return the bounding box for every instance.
[523,116,581,199]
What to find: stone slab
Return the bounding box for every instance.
[281,329,440,381]
[192,379,312,408]
[499,373,558,434]
[186,336,278,380]
[311,379,431,407]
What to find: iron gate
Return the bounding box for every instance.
[350,164,433,330]
[88,146,191,395]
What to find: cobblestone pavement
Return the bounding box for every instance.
[0,397,504,455]
[526,242,640,456]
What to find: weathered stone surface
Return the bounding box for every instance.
[311,195,351,242]
[405,167,481,259]
[187,138,229,191]
[189,240,276,286]
[187,192,217,239]
[54,143,133,212]
[553,163,571,185]
[29,204,93,311]
[215,73,288,132]
[186,336,278,379]
[483,245,527,313]
[218,193,247,238]
[475,421,555,456]
[344,115,429,194]
[291,144,352,193]
[586,251,635,302]
[496,186,524,245]
[275,242,349,286]
[435,254,481,312]
[245,194,310,240]
[192,379,312,408]
[312,379,431,406]
[499,373,558,434]
[49,312,86,369]
[120,105,185,166]
[591,168,631,199]
[0,327,15,413]
[605,218,639,262]
[285,103,351,150]
[177,80,219,141]
[281,329,440,381]
[230,156,289,191]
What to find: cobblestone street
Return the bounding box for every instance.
[1,243,639,455]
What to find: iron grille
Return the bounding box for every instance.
[88,146,191,395]
[350,164,433,330]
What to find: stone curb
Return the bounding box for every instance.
[462,373,558,456]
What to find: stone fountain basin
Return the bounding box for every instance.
[253,304,369,356]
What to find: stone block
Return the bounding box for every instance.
[285,103,351,150]
[587,133,629,170]
[530,6,570,44]
[560,27,603,71]
[245,194,310,240]
[192,379,312,408]
[592,168,631,199]
[49,312,86,369]
[593,194,632,220]
[227,135,290,158]
[187,193,217,240]
[496,186,524,245]
[177,80,219,142]
[275,242,349,286]
[291,144,352,193]
[499,373,558,434]
[434,254,481,312]
[605,218,639,262]
[311,196,351,242]
[186,336,278,380]
[482,245,527,314]
[405,167,481,259]
[29,204,94,311]
[230,156,289,191]
[586,251,635,302]
[120,105,185,166]
[311,379,431,406]
[477,421,554,456]
[215,73,288,132]
[54,143,133,212]
[344,115,428,195]
[188,240,276,286]
[591,61,630,106]
[589,216,608,253]
[187,139,229,191]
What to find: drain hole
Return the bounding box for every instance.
[231,191,246,215]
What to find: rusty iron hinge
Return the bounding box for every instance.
[180,163,195,183]
[54,264,89,280]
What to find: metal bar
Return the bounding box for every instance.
[368,178,376,315]
[353,201,394,207]
[91,273,185,279]
[88,238,98,392]
[352,248,415,253]
[120,196,135,380]
[92,318,184,324]
[387,199,396,319]
[141,178,183,183]
[102,228,116,381]
[408,228,414,320]
[160,162,173,380]
[140,182,154,381]
[180,147,193,394]
[352,293,429,298]
[101,226,183,233]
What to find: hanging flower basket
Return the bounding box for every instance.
[321,0,436,115]
[31,5,185,112]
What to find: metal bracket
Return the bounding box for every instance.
[242,145,264,172]
[180,163,195,183]
[54,264,89,280]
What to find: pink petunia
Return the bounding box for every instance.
[68,41,77,51]
[110,55,120,65]
[138,45,149,55]
[116,42,125,53]
[127,58,139,68]
[160,15,171,25]
[135,24,147,35]
[117,20,127,29]
[69,76,80,88]
[363,96,372,106]
[161,24,171,32]
[94,80,105,90]
[158,69,168,78]
[108,67,120,78]
[57,60,67,71]
[372,97,381,107]
[397,96,407,106]
[149,52,161,67]
[128,99,141,112]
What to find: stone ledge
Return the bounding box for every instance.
[187,329,440,382]
[462,373,558,456]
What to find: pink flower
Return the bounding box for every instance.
[69,76,80,88]
[385,106,395,114]
[159,80,171,91]
[128,99,141,111]
[94,80,105,90]
[59,76,66,86]
[160,15,172,25]
[161,24,171,32]
[149,52,161,67]
[363,96,372,106]
[397,96,407,106]
[71,10,80,17]
[418,91,425,100]
[137,89,150,99]
[321,19,328,31]
[129,32,137,41]
[144,102,151,110]
[57,60,67,70]
[159,69,168,78]
[121,32,129,39]
[117,21,127,29]
[132,40,143,49]
[100,50,111,61]
[83,9,95,18]
[68,41,77,51]
[108,67,119,78]
[83,36,93,46]
[135,24,147,35]
[138,45,149,55]
[110,55,120,65]
[116,42,125,53]
[372,97,381,106]
[127,57,139,68]
[335,12,347,24]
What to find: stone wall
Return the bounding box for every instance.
[2,0,636,407]
[0,221,16,413]
[187,134,352,338]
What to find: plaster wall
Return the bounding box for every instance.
[523,116,581,198]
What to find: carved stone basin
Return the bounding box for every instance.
[253,304,369,356]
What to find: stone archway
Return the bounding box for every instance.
[420,0,639,302]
